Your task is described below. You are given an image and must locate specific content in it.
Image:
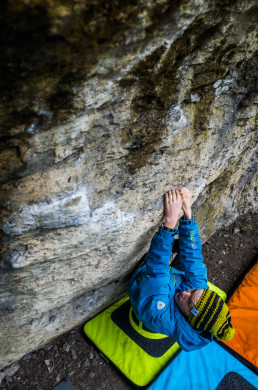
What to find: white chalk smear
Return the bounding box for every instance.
[1,190,135,236]
[166,104,187,130]
[91,200,135,228]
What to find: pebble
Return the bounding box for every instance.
[56,375,61,383]
[39,350,45,358]
[44,359,54,373]
[83,359,90,368]
[63,342,71,352]
[23,352,32,361]
[234,227,240,234]
[92,359,98,367]
[89,351,94,360]
[53,345,59,357]
[45,344,54,351]
[89,372,95,378]
[4,362,20,377]
[71,349,77,360]
[0,372,6,384]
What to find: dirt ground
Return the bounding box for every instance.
[1,211,257,390]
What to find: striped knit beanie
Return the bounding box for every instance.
[188,289,235,341]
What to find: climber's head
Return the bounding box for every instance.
[175,288,203,318]
[175,288,235,341]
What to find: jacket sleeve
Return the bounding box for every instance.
[178,217,208,291]
[135,228,177,333]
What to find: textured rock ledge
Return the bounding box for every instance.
[0,0,257,369]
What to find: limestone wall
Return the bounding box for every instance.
[0,0,257,369]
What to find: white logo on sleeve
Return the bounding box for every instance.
[157,301,165,310]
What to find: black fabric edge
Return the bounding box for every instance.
[216,340,258,375]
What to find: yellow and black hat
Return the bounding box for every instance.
[188,289,235,341]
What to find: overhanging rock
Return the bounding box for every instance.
[0,0,257,369]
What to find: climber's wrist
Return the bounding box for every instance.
[183,208,192,220]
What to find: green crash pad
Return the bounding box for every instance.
[84,282,226,388]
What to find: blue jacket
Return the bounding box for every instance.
[128,217,213,351]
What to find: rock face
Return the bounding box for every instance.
[0,0,257,369]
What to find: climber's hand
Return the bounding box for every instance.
[178,187,192,220]
[164,189,182,229]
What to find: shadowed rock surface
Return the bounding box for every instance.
[0,0,257,369]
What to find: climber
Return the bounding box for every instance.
[128,187,235,351]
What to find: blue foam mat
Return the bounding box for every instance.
[148,341,258,390]
[52,379,75,390]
